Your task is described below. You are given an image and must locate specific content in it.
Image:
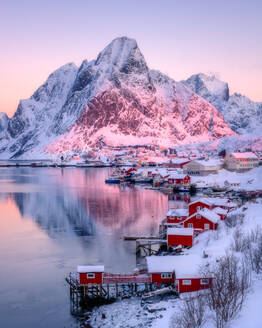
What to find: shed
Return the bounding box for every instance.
[146,255,212,292]
[77,265,104,285]
[167,227,194,247]
[167,173,191,186]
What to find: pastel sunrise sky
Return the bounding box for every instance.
[1,0,261,118]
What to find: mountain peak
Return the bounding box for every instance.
[182,73,229,110]
[95,36,148,75]
[0,38,234,158]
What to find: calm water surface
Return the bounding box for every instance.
[0,167,168,328]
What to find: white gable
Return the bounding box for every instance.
[77,265,104,273]
[146,255,204,278]
[167,227,194,236]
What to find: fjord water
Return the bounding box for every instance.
[0,167,168,328]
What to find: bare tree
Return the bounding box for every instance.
[225,214,244,228]
[172,293,207,328]
[205,254,251,328]
[244,227,262,274]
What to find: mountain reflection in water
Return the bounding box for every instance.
[0,167,169,328]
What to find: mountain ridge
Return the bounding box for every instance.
[0,37,234,158]
[182,73,262,134]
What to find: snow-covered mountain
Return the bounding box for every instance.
[0,37,234,158]
[0,113,9,133]
[182,73,262,134]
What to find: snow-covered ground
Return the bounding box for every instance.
[85,167,262,328]
[191,165,262,191]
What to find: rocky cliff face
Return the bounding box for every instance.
[0,113,9,133]
[0,37,234,158]
[182,73,262,134]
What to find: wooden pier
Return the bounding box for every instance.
[124,234,167,257]
[66,272,171,315]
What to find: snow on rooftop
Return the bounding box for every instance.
[212,207,228,215]
[230,152,258,159]
[171,158,191,164]
[167,227,194,236]
[166,209,188,216]
[212,197,237,207]
[146,255,205,278]
[193,159,222,167]
[198,208,220,223]
[168,172,188,179]
[189,198,213,206]
[77,265,104,273]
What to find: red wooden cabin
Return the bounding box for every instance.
[183,208,219,231]
[77,265,104,285]
[166,209,189,224]
[168,193,191,203]
[188,198,215,216]
[146,256,212,293]
[167,174,191,186]
[167,227,194,247]
[176,277,212,293]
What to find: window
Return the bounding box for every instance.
[182,279,191,285]
[161,273,172,279]
[196,214,201,219]
[178,216,182,220]
[204,224,210,229]
[188,223,193,228]
[87,273,95,278]
[197,206,202,211]
[201,279,209,285]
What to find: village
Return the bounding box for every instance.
[65,150,262,325]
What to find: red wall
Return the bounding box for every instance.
[79,272,103,284]
[151,273,175,284]
[168,234,193,247]
[184,215,217,230]
[177,278,212,293]
[216,213,226,220]
[167,216,187,224]
[168,176,190,185]
[189,201,213,216]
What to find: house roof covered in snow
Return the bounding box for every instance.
[213,207,228,215]
[168,172,189,179]
[167,227,194,236]
[198,208,220,223]
[189,198,214,206]
[195,159,222,167]
[212,197,237,208]
[146,255,206,278]
[77,265,105,273]
[166,209,189,217]
[184,208,220,224]
[171,158,191,164]
[186,159,222,168]
[230,152,258,159]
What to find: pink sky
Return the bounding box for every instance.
[1,0,261,118]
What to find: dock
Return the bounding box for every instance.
[65,272,171,315]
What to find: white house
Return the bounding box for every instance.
[224,152,259,171]
[183,159,223,176]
